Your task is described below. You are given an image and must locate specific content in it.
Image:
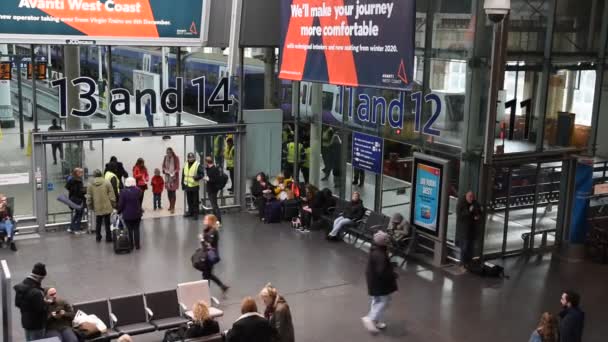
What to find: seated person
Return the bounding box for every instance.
[226,297,275,342]
[327,192,364,242]
[45,288,78,342]
[184,300,220,338]
[0,194,17,251]
[274,173,294,201]
[387,213,411,246]
[298,185,322,231]
[251,172,274,218]
[319,188,337,214]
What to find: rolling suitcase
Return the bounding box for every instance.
[264,200,282,223]
[111,214,131,254]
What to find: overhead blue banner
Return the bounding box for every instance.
[411,160,443,236]
[279,0,416,90]
[352,132,382,174]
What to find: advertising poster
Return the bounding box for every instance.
[279,0,415,90]
[352,132,382,174]
[412,160,443,235]
[0,0,210,46]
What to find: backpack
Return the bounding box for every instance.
[466,259,507,278]
[218,172,229,190]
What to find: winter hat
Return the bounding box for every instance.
[32,263,47,277]
[373,231,390,246]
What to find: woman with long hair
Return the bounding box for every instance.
[529,312,559,342]
[162,147,180,213]
[259,283,294,342]
[185,300,220,338]
[132,158,149,206]
[200,214,229,296]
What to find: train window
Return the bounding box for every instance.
[322,91,333,111]
[301,84,308,104]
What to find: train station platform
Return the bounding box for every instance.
[0,212,605,342]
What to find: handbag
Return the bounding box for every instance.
[191,248,206,271]
[206,248,220,265]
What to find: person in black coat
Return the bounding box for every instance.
[251,172,274,219]
[327,192,364,241]
[361,231,398,334]
[182,300,220,338]
[226,297,276,342]
[204,156,223,222]
[456,191,481,267]
[559,290,585,342]
[14,263,48,341]
[200,214,229,295]
[104,156,128,188]
[65,168,86,233]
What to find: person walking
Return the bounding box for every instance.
[328,130,342,187]
[559,290,585,342]
[0,194,17,251]
[133,158,149,207]
[117,177,143,250]
[361,231,398,334]
[151,168,165,210]
[225,138,235,193]
[204,156,223,223]
[456,191,482,269]
[529,312,559,342]
[44,288,78,342]
[65,168,86,234]
[87,169,116,242]
[259,284,294,342]
[48,119,63,165]
[14,263,48,341]
[145,98,154,127]
[321,127,333,180]
[162,147,180,214]
[199,214,229,295]
[182,153,204,219]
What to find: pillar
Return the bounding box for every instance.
[263,48,276,109]
[309,83,322,186]
[63,46,82,173]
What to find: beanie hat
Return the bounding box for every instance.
[32,263,47,277]
[373,231,390,247]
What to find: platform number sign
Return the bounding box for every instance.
[412,92,442,137]
[51,76,234,118]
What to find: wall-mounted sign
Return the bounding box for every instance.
[279,0,415,90]
[411,158,445,236]
[0,0,211,46]
[352,132,382,174]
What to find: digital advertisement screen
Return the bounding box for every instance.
[0,0,210,46]
[279,0,416,90]
[411,160,443,236]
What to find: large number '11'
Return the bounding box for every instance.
[412,92,442,137]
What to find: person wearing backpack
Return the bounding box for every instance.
[204,156,225,223]
[14,263,48,341]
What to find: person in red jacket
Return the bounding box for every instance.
[151,168,165,210]
[133,158,149,207]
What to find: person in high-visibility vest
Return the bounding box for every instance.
[182,152,204,219]
[213,135,225,169]
[321,127,334,180]
[301,142,311,184]
[104,169,120,201]
[224,138,235,192]
[286,141,303,180]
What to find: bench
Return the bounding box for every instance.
[586,225,608,263]
[521,229,556,250]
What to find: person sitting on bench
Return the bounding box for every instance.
[0,194,17,251]
[387,213,411,246]
[327,192,364,242]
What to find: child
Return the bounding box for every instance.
[151,168,165,210]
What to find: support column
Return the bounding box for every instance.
[309,83,322,186]
[63,46,82,177]
[263,48,276,109]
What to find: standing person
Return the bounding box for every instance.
[226,297,275,342]
[0,194,17,251]
[328,129,342,187]
[259,284,294,342]
[204,156,223,223]
[133,158,149,207]
[213,135,225,169]
[529,312,559,342]
[301,141,311,184]
[105,156,128,188]
[104,167,120,201]
[65,168,86,234]
[144,98,154,127]
[352,167,365,187]
[285,139,303,181]
[456,191,482,269]
[87,169,116,243]
[321,127,334,181]
[117,178,143,250]
[200,214,229,295]
[162,147,180,214]
[327,192,364,241]
[225,138,235,193]
[182,152,204,219]
[559,290,585,342]
[44,288,78,342]
[14,263,48,341]
[151,168,165,210]
[48,119,63,165]
[361,231,398,334]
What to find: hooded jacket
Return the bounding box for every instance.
[14,277,47,330]
[87,177,116,216]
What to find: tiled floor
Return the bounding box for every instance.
[0,212,606,342]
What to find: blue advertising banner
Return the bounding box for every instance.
[352,132,382,174]
[569,162,593,244]
[0,0,210,46]
[279,0,416,90]
[411,160,443,235]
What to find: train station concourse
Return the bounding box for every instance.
[0,0,607,341]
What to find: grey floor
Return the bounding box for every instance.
[1,212,607,342]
